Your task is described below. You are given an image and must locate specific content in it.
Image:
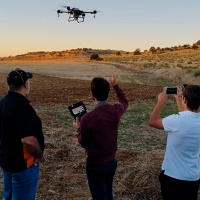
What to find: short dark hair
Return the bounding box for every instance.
[91,77,110,101]
[183,85,200,110]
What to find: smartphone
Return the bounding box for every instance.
[164,86,178,95]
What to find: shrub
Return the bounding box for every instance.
[149,46,156,54]
[133,48,141,55]
[192,45,199,50]
[116,52,121,56]
[163,63,170,68]
[186,69,193,74]
[143,63,155,68]
[196,40,200,45]
[193,69,200,77]
[90,54,99,60]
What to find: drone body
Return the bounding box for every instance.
[57,6,97,23]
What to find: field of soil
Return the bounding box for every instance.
[0,60,200,200]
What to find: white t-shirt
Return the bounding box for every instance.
[162,110,200,181]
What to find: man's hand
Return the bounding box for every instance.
[174,85,183,98]
[73,117,80,129]
[108,73,117,87]
[21,136,43,159]
[158,91,167,104]
[34,158,40,166]
[174,85,184,111]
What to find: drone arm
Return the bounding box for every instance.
[57,10,69,17]
[84,11,97,18]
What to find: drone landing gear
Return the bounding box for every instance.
[68,15,85,23]
[77,17,85,23]
[68,17,75,22]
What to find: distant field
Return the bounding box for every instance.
[0,59,193,85]
[0,61,124,80]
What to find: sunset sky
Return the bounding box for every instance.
[1,0,200,57]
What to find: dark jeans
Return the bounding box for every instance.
[159,170,200,200]
[86,159,117,200]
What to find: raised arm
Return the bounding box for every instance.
[108,73,128,114]
[148,91,167,130]
[174,86,184,111]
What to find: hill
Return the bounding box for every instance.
[1,40,200,62]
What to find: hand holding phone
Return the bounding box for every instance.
[164,86,178,95]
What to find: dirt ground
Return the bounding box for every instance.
[0,61,199,200]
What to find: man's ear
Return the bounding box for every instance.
[24,80,28,89]
[90,91,94,97]
[183,97,187,105]
[90,91,96,101]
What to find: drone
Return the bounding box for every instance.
[57,6,98,23]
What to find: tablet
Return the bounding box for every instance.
[68,101,87,119]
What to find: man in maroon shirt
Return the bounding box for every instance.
[73,73,128,200]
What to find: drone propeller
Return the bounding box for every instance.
[62,6,71,10]
[60,5,78,10]
[57,10,66,13]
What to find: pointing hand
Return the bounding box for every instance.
[108,73,117,87]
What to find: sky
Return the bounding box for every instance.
[1,0,200,57]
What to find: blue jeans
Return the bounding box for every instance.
[1,164,40,200]
[86,159,117,200]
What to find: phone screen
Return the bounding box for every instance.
[72,105,85,115]
[166,87,177,95]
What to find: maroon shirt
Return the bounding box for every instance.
[77,84,128,164]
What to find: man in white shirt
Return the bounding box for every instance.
[149,85,200,200]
